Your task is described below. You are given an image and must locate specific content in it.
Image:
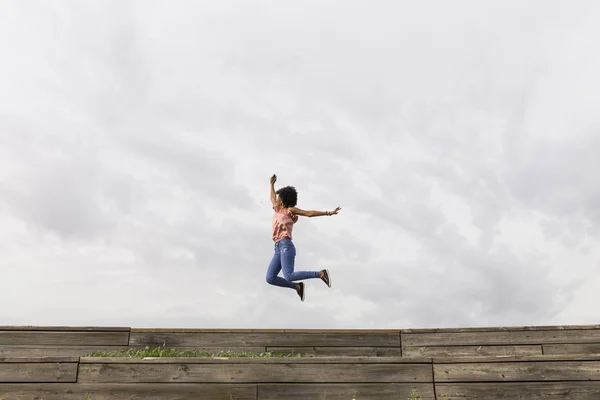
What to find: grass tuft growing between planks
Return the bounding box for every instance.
[86,344,307,358]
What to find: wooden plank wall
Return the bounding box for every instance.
[4,324,600,358]
[1,324,600,399]
[2,355,600,399]
[434,355,600,399]
[129,328,402,357]
[402,324,600,357]
[0,326,131,358]
[0,356,434,399]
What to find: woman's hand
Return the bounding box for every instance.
[269,174,277,206]
[330,207,341,215]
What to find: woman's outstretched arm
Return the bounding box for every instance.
[269,174,277,206]
[290,206,341,218]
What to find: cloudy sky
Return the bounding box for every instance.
[1,0,599,330]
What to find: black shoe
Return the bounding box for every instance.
[320,269,331,288]
[296,282,305,301]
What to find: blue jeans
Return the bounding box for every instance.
[266,237,319,289]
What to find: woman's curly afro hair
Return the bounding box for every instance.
[276,186,298,208]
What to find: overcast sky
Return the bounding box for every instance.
[1,0,599,329]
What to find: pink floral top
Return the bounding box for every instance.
[272,205,298,242]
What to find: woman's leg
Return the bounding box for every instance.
[280,241,320,282]
[266,246,296,289]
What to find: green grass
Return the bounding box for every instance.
[86,345,307,358]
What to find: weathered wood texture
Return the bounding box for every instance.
[132,328,400,333]
[0,383,257,400]
[258,383,435,399]
[267,346,402,357]
[433,354,600,363]
[0,330,129,346]
[401,326,600,363]
[434,360,600,382]
[402,324,600,333]
[544,343,600,355]
[77,356,429,365]
[78,359,432,383]
[0,359,78,383]
[78,356,426,364]
[402,328,600,347]
[2,325,600,399]
[0,345,266,357]
[0,357,79,363]
[436,382,600,399]
[0,346,132,358]
[404,345,542,357]
[129,330,400,348]
[0,326,129,331]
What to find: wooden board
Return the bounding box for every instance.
[266,347,402,357]
[0,331,129,346]
[78,362,432,383]
[258,383,435,399]
[130,331,399,347]
[0,357,78,362]
[544,343,600,355]
[403,345,542,357]
[0,326,129,332]
[0,362,77,383]
[433,354,600,363]
[0,383,256,400]
[402,329,600,347]
[132,328,400,333]
[403,324,600,333]
[79,356,428,364]
[0,345,267,358]
[434,360,600,382]
[436,382,600,399]
[0,346,132,357]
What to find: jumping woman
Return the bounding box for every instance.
[266,174,341,301]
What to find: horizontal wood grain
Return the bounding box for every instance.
[403,345,542,357]
[132,328,400,333]
[258,383,435,399]
[130,331,399,348]
[0,357,78,363]
[266,347,402,357]
[403,324,600,333]
[544,343,600,355]
[79,356,429,364]
[0,326,129,331]
[403,329,600,347]
[0,383,256,400]
[436,382,600,399]
[0,331,129,346]
[78,362,432,383]
[0,345,267,358]
[434,360,600,382]
[0,362,77,383]
[434,354,600,363]
[2,324,600,399]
